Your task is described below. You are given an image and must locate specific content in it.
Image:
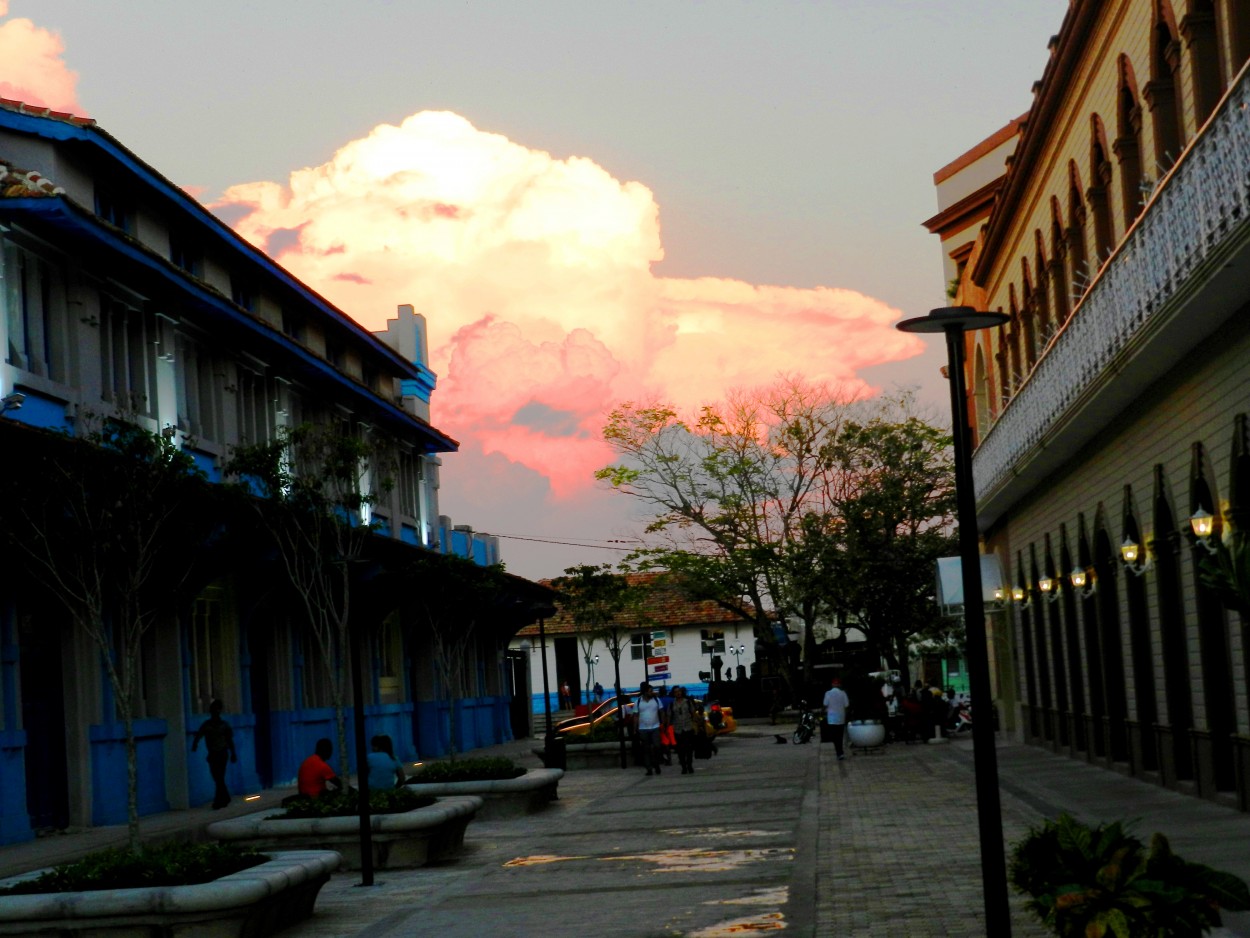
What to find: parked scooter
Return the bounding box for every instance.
[792,701,819,744]
[947,702,973,736]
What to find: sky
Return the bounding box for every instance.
[3,0,1067,581]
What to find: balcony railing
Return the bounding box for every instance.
[973,65,1250,500]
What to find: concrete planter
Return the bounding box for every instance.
[206,796,481,871]
[406,768,563,820]
[0,849,338,937]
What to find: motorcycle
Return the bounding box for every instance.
[792,701,819,744]
[947,702,973,736]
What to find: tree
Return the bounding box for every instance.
[596,377,858,684]
[2,417,215,849]
[821,401,958,685]
[550,564,639,768]
[407,552,509,762]
[597,380,957,688]
[226,422,394,780]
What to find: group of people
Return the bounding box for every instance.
[294,735,408,799]
[631,681,716,776]
[191,700,410,809]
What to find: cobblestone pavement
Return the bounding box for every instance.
[815,739,1050,936]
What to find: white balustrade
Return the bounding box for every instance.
[973,70,1250,498]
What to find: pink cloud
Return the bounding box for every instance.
[0,3,84,114]
[209,111,924,504]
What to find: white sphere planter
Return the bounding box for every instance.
[847,719,886,749]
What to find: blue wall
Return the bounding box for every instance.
[89,719,169,826]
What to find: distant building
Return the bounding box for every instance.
[514,573,757,710]
[0,101,547,844]
[931,1,1250,809]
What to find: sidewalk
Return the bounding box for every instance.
[1,723,1247,936]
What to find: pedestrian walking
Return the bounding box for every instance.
[190,699,236,809]
[822,677,849,760]
[635,681,666,775]
[669,686,698,774]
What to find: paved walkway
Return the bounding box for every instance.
[2,722,1248,937]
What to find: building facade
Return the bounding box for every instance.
[0,101,546,844]
[514,573,758,712]
[930,0,1250,809]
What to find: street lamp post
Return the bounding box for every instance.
[897,306,1012,936]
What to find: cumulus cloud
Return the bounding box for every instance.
[212,111,923,504]
[0,3,83,113]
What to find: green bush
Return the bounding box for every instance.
[406,757,524,784]
[0,842,267,895]
[1009,814,1250,937]
[273,787,435,819]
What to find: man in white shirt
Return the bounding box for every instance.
[635,682,666,776]
[822,677,850,760]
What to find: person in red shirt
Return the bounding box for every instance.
[297,738,341,798]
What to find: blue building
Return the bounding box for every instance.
[0,101,549,844]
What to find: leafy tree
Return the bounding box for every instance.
[822,404,958,684]
[597,381,957,688]
[2,417,215,849]
[406,553,509,762]
[597,378,856,684]
[226,422,394,780]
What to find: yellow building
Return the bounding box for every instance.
[929,0,1250,809]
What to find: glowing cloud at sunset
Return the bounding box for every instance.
[214,111,922,498]
[0,2,83,113]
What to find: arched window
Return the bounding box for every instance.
[995,317,1012,406]
[1043,534,1069,748]
[973,344,990,442]
[1049,197,1071,324]
[1121,485,1158,772]
[1067,162,1090,302]
[1089,116,1116,262]
[1188,442,1236,793]
[1020,261,1040,368]
[1058,525,1088,752]
[1115,56,1147,227]
[1152,465,1194,783]
[1182,0,1224,125]
[1222,0,1250,73]
[1076,515,1107,759]
[1146,3,1185,172]
[1034,231,1052,351]
[1029,545,1054,742]
[1092,509,1129,763]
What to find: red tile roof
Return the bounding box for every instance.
[518,571,751,637]
[0,97,95,127]
[0,161,64,198]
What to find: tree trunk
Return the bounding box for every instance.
[124,709,140,852]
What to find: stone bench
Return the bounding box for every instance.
[0,849,339,937]
[206,796,481,870]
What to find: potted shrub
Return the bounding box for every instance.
[0,841,337,937]
[1009,814,1250,937]
[406,757,562,819]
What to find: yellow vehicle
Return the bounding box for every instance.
[555,694,736,737]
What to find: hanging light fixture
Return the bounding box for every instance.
[1120,537,1150,576]
[1189,508,1218,553]
[1069,566,1095,598]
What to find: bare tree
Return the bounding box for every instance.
[226,422,394,780]
[2,416,214,849]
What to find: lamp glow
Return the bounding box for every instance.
[1011,586,1025,603]
[1190,508,1215,539]
[1069,568,1086,589]
[1038,576,1054,593]
[1120,538,1140,564]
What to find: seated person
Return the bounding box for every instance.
[366,734,406,791]
[297,738,342,798]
